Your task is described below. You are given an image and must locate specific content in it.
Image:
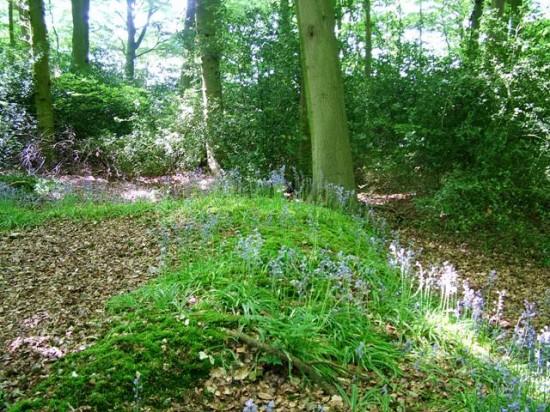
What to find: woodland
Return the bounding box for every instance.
[0,0,549,411]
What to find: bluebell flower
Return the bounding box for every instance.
[243,399,258,412]
[355,341,366,359]
[236,229,264,263]
[264,400,275,412]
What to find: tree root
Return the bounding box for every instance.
[223,328,339,397]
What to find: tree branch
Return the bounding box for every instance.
[135,6,155,50]
[223,329,339,396]
[135,35,170,58]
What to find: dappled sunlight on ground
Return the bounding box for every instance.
[359,191,550,329]
[53,172,218,202]
[358,191,416,206]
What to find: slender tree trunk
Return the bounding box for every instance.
[28,0,55,166]
[508,0,522,33]
[468,0,484,58]
[9,0,16,46]
[17,1,31,47]
[125,0,137,79]
[71,0,90,72]
[491,0,506,19]
[124,0,153,80]
[180,0,197,93]
[364,0,372,79]
[196,0,222,174]
[296,0,356,202]
[418,0,423,48]
[282,0,310,173]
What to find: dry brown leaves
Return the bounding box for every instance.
[0,217,161,402]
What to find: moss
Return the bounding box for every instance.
[12,313,224,411]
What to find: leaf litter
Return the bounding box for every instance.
[0,217,161,404]
[0,179,548,410]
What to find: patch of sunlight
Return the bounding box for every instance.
[121,188,160,202]
[425,311,550,396]
[424,311,490,358]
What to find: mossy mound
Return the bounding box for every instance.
[12,312,227,411]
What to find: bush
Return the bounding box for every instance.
[0,44,37,170]
[52,73,150,140]
[77,93,206,177]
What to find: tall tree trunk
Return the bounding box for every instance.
[418,0,423,48]
[296,0,356,203]
[363,0,372,79]
[487,0,507,50]
[124,0,152,80]
[468,0,484,58]
[28,0,55,166]
[298,75,311,173]
[491,0,506,19]
[9,0,16,46]
[71,0,90,72]
[125,0,137,79]
[196,0,222,174]
[17,1,31,47]
[179,0,197,93]
[508,0,522,33]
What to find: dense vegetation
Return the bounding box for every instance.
[0,176,549,411]
[0,0,549,410]
[1,0,548,258]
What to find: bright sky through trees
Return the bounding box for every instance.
[1,0,549,80]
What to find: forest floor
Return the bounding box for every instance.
[359,193,550,329]
[1,173,548,409]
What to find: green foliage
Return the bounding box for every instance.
[53,73,150,139]
[349,17,549,255]
[0,44,36,169]
[84,91,205,176]
[217,2,303,173]
[12,313,223,411]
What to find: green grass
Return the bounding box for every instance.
[0,196,175,230]
[3,182,549,411]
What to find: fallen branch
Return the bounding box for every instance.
[223,328,339,396]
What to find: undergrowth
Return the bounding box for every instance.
[2,174,549,411]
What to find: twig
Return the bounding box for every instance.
[223,328,339,396]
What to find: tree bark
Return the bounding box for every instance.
[9,0,15,46]
[179,0,197,93]
[71,0,90,72]
[467,0,484,58]
[124,0,152,80]
[296,0,356,203]
[508,0,522,33]
[363,0,372,79]
[491,0,506,19]
[298,75,311,173]
[196,0,222,174]
[28,0,55,166]
[17,1,31,47]
[125,0,137,79]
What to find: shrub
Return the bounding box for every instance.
[52,73,150,140]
